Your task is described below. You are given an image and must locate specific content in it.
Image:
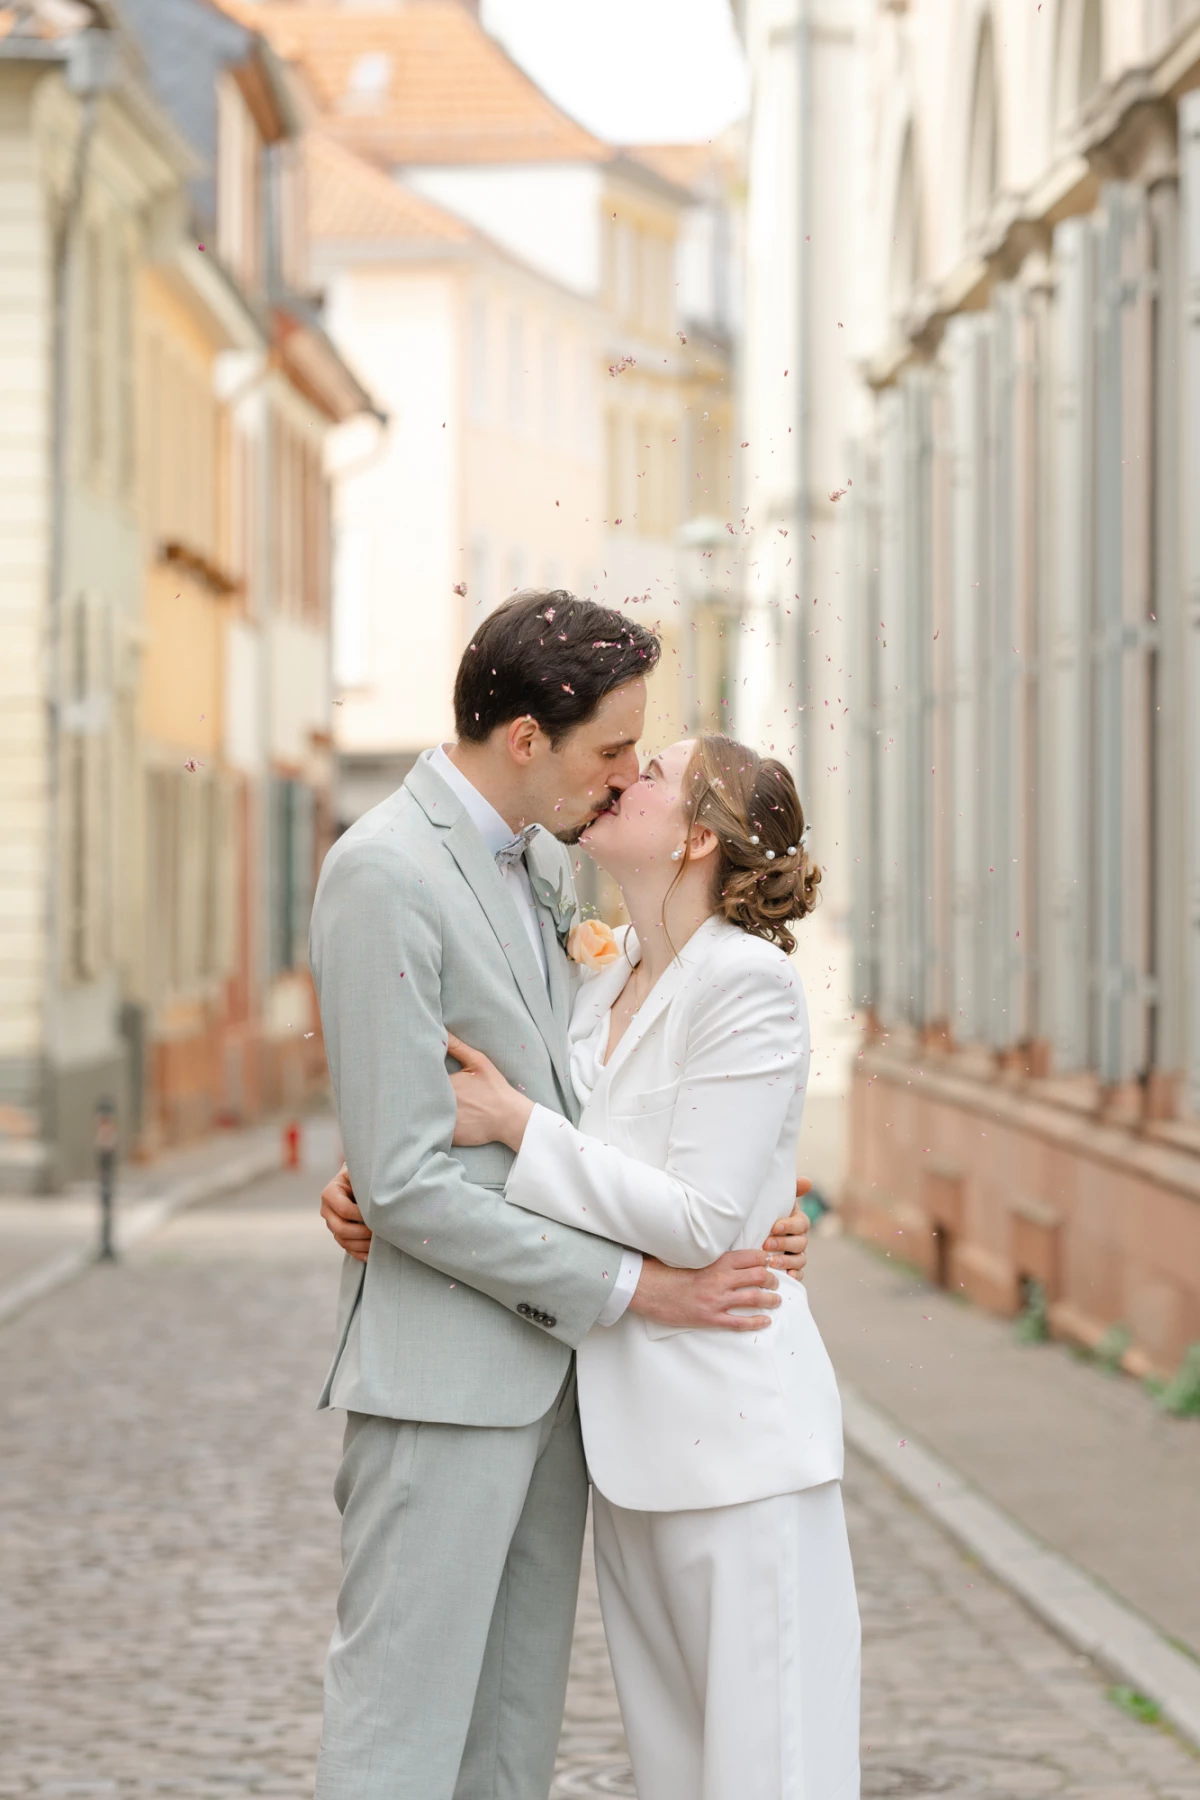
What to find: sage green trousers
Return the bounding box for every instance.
[314,1369,586,1800]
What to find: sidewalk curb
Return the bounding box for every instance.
[0,1143,282,1332]
[841,1380,1200,1751]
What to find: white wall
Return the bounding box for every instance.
[405,164,605,297]
[325,266,464,755]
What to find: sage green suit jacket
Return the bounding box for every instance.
[310,751,622,1427]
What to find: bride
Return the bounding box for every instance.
[329,732,859,1800]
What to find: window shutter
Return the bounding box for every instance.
[877,386,907,1028]
[1180,94,1200,1115]
[902,369,935,1028]
[1091,184,1154,1086]
[849,438,882,1011]
[290,782,315,970]
[1047,216,1093,1072]
[945,313,989,1045]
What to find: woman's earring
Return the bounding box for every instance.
[670,847,683,862]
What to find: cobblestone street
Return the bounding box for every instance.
[1,1174,1198,1798]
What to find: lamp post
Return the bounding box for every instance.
[94,1095,117,1261]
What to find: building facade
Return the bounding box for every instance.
[844,0,1200,1377]
[231,0,741,844]
[0,0,371,1186]
[0,2,194,1186]
[733,0,873,1144]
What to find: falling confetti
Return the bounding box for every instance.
[453,582,467,596]
[183,758,201,773]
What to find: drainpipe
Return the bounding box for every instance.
[795,0,811,793]
[43,27,118,1185]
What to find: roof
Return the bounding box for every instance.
[626,138,743,199]
[214,0,610,168]
[0,0,111,43]
[305,130,471,244]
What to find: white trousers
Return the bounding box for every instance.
[592,1482,860,1800]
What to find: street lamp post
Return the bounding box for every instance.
[94,1095,117,1261]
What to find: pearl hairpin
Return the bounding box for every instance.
[748,834,760,845]
[765,849,775,860]
[786,846,797,856]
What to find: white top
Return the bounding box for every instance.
[505,917,845,1511]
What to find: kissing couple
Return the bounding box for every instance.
[309,590,861,1799]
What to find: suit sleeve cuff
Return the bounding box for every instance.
[596,1248,642,1326]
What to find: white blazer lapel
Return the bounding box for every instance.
[596,915,725,1091]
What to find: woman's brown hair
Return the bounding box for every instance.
[672,734,821,956]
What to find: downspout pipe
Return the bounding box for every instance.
[795,0,811,793]
[43,28,118,1183]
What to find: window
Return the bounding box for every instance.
[85,226,106,479]
[146,769,236,1002]
[217,77,263,296]
[507,313,524,432]
[268,777,316,975]
[342,52,392,115]
[1055,0,1105,131]
[890,127,921,318]
[606,410,623,519]
[470,296,488,420]
[966,16,999,233]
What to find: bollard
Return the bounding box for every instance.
[283,1119,301,1170]
[95,1095,117,1261]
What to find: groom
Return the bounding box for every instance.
[310,590,809,1800]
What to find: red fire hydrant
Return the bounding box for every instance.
[283,1120,302,1170]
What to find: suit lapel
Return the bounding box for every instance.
[406,756,572,1097]
[524,832,575,1033]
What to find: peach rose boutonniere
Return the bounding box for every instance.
[567,918,622,971]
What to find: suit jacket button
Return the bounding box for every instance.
[544,1314,556,1329]
[517,1303,531,1317]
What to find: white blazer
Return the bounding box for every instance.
[504,915,844,1512]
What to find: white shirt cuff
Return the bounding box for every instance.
[596,1248,643,1326]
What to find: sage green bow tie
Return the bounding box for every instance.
[495,825,538,873]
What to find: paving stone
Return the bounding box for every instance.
[0,1171,1197,1797]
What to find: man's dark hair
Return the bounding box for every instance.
[453,590,661,745]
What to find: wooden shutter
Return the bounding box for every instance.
[1047,216,1093,1072]
[877,386,907,1027]
[848,438,882,1012]
[1090,184,1154,1086]
[1180,94,1200,1115]
[902,369,935,1028]
[945,313,989,1045]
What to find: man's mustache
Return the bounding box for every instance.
[555,789,620,846]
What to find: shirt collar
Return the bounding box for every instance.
[430,744,524,857]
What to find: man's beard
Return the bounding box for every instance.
[555,789,619,846]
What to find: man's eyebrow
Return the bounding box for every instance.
[604,736,638,752]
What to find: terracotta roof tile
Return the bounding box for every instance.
[218,1,609,167]
[306,130,472,243]
[626,140,741,197]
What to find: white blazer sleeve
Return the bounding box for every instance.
[504,955,806,1267]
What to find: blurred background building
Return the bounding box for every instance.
[811,0,1200,1380]
[0,0,369,1185]
[5,0,1195,1398]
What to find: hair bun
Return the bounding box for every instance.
[682,737,821,955]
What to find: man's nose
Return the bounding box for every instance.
[607,751,641,792]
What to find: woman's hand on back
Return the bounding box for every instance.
[323,1163,814,1277]
[764,1180,812,1281]
[445,1033,535,1152]
[321,1163,371,1263]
